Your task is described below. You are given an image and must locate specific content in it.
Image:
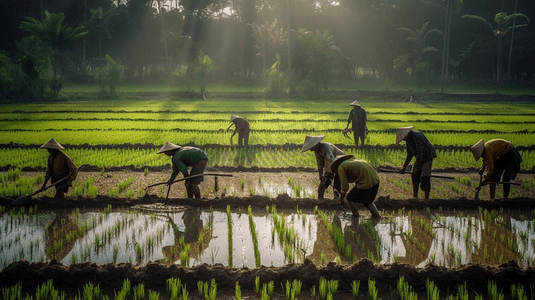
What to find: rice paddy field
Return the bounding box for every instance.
[1,93,535,299]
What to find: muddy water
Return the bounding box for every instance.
[1,206,533,270]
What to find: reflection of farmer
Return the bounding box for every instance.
[344,100,367,147]
[227,115,250,145]
[161,209,210,265]
[300,135,344,199]
[45,212,78,261]
[470,139,522,199]
[396,126,436,200]
[40,138,77,199]
[331,155,381,218]
[157,142,209,198]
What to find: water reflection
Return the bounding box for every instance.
[1,208,533,270]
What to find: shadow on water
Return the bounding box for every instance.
[1,206,533,270]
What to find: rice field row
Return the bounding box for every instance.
[2,100,534,114]
[1,120,535,132]
[1,131,534,148]
[1,147,534,170]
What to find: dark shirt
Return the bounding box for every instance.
[45,150,77,184]
[348,107,367,130]
[171,146,209,181]
[403,131,437,170]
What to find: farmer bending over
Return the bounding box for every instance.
[396,126,436,199]
[227,115,250,145]
[158,142,209,198]
[331,155,381,218]
[41,138,77,199]
[300,135,344,199]
[470,139,522,199]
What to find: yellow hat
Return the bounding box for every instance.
[40,138,65,150]
[349,100,361,107]
[396,126,413,144]
[330,154,355,173]
[470,139,485,161]
[157,142,181,154]
[230,115,240,122]
[300,135,325,153]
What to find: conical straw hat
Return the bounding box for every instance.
[396,126,413,144]
[40,138,65,150]
[349,100,361,107]
[330,154,355,173]
[230,115,240,122]
[470,139,485,161]
[157,142,181,154]
[300,135,325,153]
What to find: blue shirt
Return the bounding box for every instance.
[403,131,437,170]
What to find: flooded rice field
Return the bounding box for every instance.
[2,204,534,271]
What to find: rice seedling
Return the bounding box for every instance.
[227,205,233,267]
[249,187,256,196]
[351,280,360,299]
[148,290,160,300]
[248,205,261,267]
[396,276,418,300]
[318,277,338,300]
[426,279,440,300]
[368,278,379,300]
[167,277,182,300]
[255,276,261,296]
[488,280,504,300]
[235,281,242,300]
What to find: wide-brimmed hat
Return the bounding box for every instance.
[470,139,485,161]
[300,135,325,153]
[396,126,413,144]
[40,138,65,150]
[330,154,355,173]
[349,100,361,107]
[157,142,181,154]
[230,115,240,122]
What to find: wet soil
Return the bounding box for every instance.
[1,169,535,299]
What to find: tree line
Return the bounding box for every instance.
[0,0,533,101]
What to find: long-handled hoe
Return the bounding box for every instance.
[143,173,233,205]
[11,164,86,206]
[377,167,455,180]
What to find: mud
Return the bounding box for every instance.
[1,259,534,299]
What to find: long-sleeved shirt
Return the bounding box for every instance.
[170,147,209,181]
[481,139,514,176]
[347,107,367,130]
[403,130,437,170]
[232,117,250,136]
[338,159,380,193]
[315,142,345,175]
[45,150,77,184]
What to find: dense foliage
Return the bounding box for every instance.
[1,0,534,101]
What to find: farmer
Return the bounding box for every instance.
[300,135,345,199]
[396,126,437,199]
[470,139,523,199]
[40,138,78,199]
[158,142,209,199]
[331,154,381,218]
[227,114,250,146]
[344,100,367,148]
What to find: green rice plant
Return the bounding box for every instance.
[235,281,242,300]
[240,176,244,191]
[351,280,360,299]
[2,282,22,300]
[167,277,182,300]
[426,279,440,300]
[455,176,472,186]
[510,283,528,300]
[249,187,256,196]
[203,278,217,300]
[148,290,160,300]
[318,277,338,300]
[488,280,504,300]
[368,278,379,300]
[35,280,65,300]
[396,276,418,300]
[227,205,233,267]
[133,283,146,300]
[115,279,132,300]
[248,205,261,267]
[182,285,189,300]
[197,280,204,297]
[255,276,261,296]
[144,168,149,176]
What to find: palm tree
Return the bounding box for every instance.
[462,12,529,83]
[396,22,443,74]
[20,11,88,96]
